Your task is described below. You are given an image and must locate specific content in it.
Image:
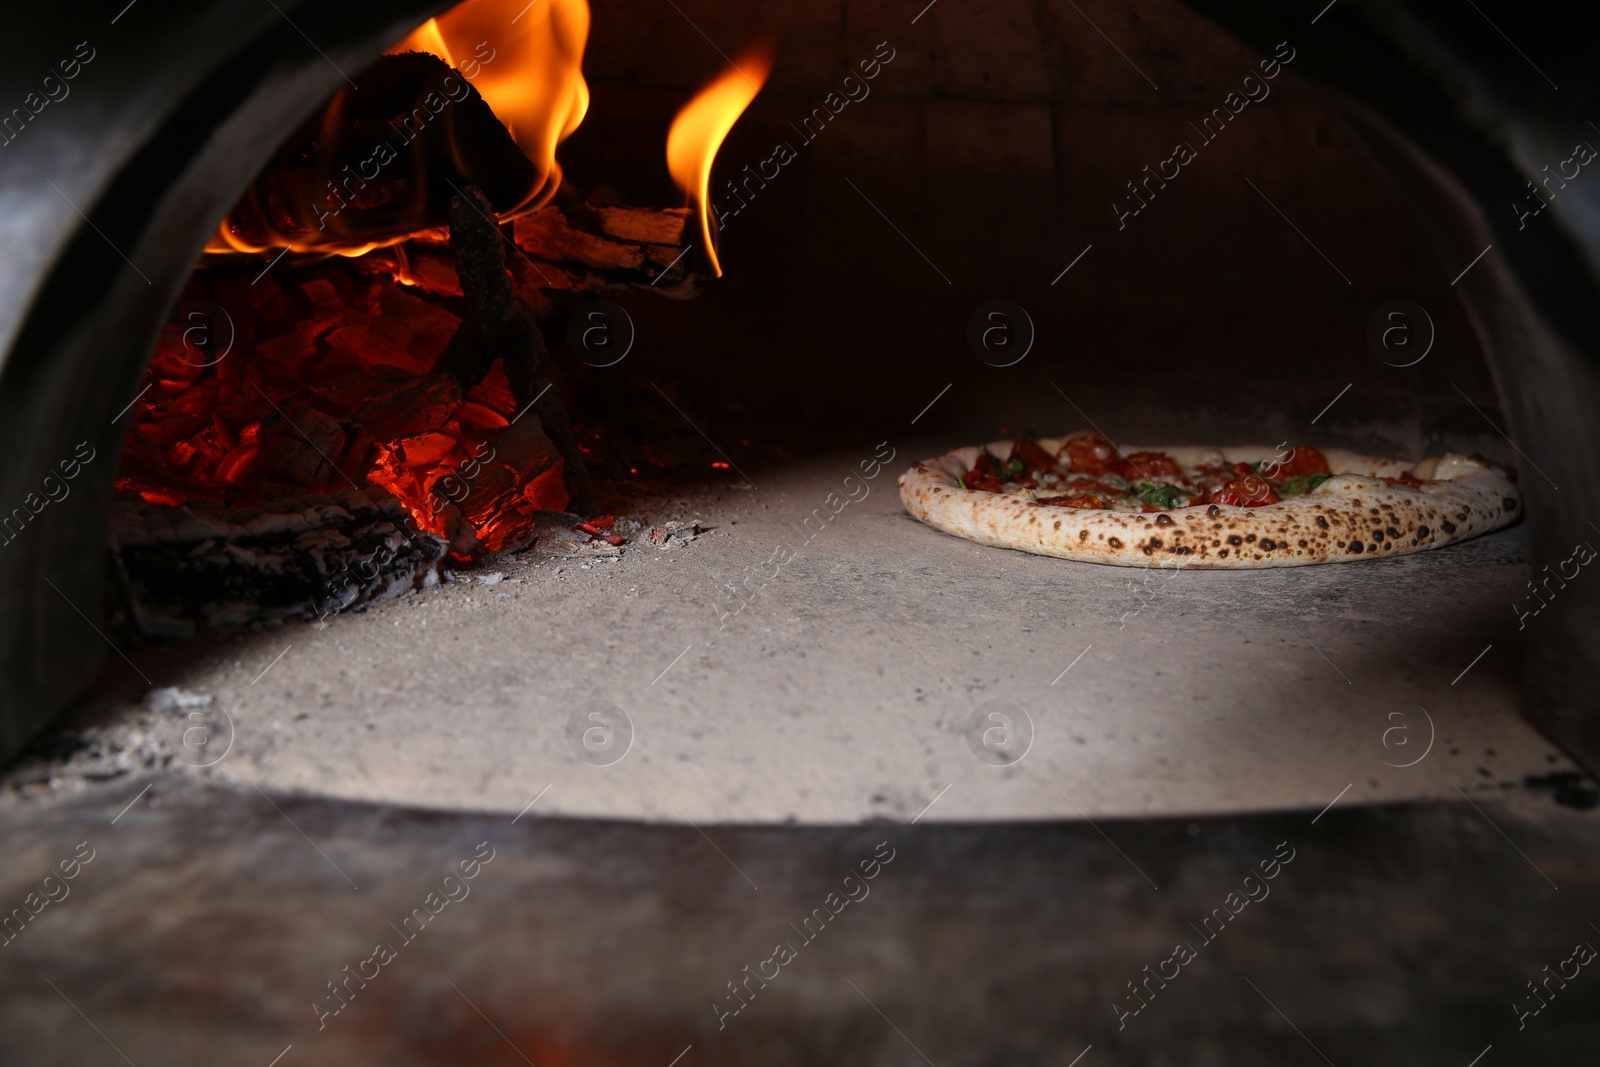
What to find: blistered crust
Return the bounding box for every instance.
[898,439,1520,568]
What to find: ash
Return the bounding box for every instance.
[109,486,447,639]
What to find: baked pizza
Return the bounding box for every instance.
[898,431,1519,567]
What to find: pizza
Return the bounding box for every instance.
[897,431,1519,567]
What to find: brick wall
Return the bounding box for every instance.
[560,0,1495,439]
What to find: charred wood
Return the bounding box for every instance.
[344,201,699,298]
[219,53,536,253]
[109,487,447,640]
[439,185,598,514]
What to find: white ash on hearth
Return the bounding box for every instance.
[521,511,641,558]
[646,520,703,549]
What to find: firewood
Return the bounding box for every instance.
[509,204,699,294]
[207,50,702,293]
[108,487,447,639]
[347,202,699,297]
[219,53,536,253]
[439,185,599,514]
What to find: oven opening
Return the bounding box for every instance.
[4,0,1598,1061]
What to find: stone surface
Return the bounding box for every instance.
[13,439,1578,827]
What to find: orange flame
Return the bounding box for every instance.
[666,51,771,277]
[207,0,590,257]
[390,16,458,68]
[397,0,591,217]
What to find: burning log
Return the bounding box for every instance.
[213,53,537,255]
[510,202,700,295]
[438,184,598,515]
[207,45,703,295]
[346,201,700,298]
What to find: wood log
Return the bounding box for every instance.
[206,50,704,293]
[218,53,537,253]
[437,185,599,515]
[108,487,447,639]
[347,202,700,298]
[510,203,701,295]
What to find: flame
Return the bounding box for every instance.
[207,0,590,257]
[400,0,592,217]
[666,51,771,277]
[391,17,457,68]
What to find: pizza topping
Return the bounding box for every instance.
[1056,431,1123,475]
[1133,482,1195,510]
[964,451,1006,493]
[968,437,1430,513]
[1059,478,1125,498]
[996,454,1027,482]
[1258,445,1331,480]
[1037,494,1109,509]
[1202,473,1280,508]
[1072,471,1129,490]
[1010,437,1058,474]
[1278,472,1332,496]
[1124,451,1181,478]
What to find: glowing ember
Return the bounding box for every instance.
[115,266,569,558]
[666,50,772,277]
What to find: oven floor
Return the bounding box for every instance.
[16,445,1579,824]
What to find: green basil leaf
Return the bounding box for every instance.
[1281,472,1331,496]
[1135,483,1184,510]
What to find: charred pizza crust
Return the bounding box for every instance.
[898,438,1520,568]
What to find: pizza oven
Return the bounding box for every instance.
[3,0,1598,1063]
